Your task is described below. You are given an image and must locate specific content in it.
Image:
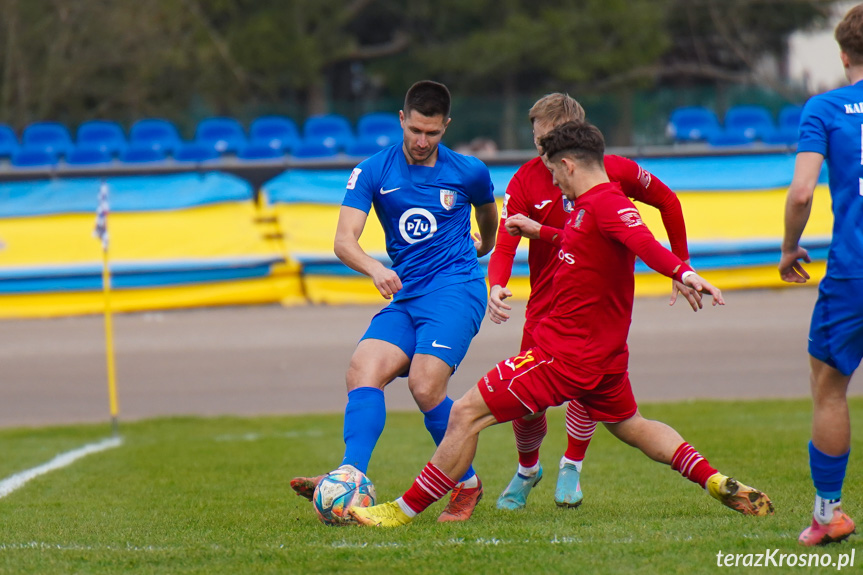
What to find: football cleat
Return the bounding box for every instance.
[349,501,413,528]
[438,478,483,522]
[799,510,856,546]
[290,474,325,501]
[706,474,774,516]
[497,466,543,510]
[554,462,583,508]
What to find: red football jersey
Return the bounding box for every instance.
[487,155,689,326]
[532,182,692,375]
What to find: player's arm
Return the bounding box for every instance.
[607,155,699,311]
[779,151,823,283]
[487,176,531,324]
[473,201,498,258]
[334,205,402,300]
[505,214,562,246]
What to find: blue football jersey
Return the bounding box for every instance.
[798,79,863,279]
[342,143,495,299]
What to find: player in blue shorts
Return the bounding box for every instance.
[291,80,498,522]
[779,4,863,547]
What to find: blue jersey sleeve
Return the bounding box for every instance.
[797,97,829,156]
[342,162,376,213]
[467,159,495,206]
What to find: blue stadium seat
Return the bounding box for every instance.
[119,144,168,163]
[357,112,402,147]
[173,141,222,162]
[77,120,127,155]
[0,125,19,157]
[237,142,286,160]
[761,104,803,145]
[22,121,73,157]
[195,117,247,154]
[11,146,58,168]
[666,106,721,142]
[344,136,388,157]
[723,105,776,141]
[130,119,182,155]
[65,146,113,165]
[302,114,354,151]
[291,141,338,159]
[250,115,300,153]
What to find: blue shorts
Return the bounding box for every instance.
[361,278,487,371]
[809,276,863,376]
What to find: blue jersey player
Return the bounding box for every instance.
[780,4,863,547]
[291,81,498,522]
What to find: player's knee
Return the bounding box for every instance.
[451,389,491,433]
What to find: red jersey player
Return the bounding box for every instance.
[350,120,772,528]
[487,93,700,511]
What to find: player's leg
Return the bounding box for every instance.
[290,306,412,500]
[800,358,855,545]
[586,372,772,516]
[408,279,486,521]
[351,350,549,527]
[799,277,862,545]
[555,399,596,508]
[499,326,548,510]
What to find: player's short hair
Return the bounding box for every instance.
[836,4,863,65]
[404,80,451,119]
[528,93,586,127]
[539,121,605,167]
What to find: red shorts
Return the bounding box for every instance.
[477,347,637,424]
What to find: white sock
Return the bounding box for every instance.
[518,463,541,477]
[560,455,583,473]
[395,497,418,518]
[456,475,479,489]
[814,495,842,525]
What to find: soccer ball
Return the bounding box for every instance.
[313,467,376,526]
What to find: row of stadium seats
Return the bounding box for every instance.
[0,113,404,167]
[666,104,803,146]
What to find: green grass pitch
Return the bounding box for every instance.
[0,398,860,574]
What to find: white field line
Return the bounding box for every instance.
[0,436,123,499]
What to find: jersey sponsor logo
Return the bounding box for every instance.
[572,208,586,229]
[431,340,452,349]
[504,350,535,371]
[557,249,576,265]
[534,199,553,210]
[440,189,456,210]
[380,186,401,195]
[347,168,362,190]
[562,195,574,213]
[399,207,438,244]
[617,207,644,228]
[501,193,510,219]
[844,102,863,114]
[637,166,652,189]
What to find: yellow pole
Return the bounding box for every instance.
[101,246,119,436]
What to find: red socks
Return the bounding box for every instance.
[671,442,717,488]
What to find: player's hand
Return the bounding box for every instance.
[683,273,724,306]
[505,214,541,239]
[670,279,702,311]
[473,232,493,258]
[370,264,402,300]
[487,284,513,324]
[778,246,811,284]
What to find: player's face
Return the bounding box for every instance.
[400,110,450,166]
[532,120,553,157]
[548,159,576,200]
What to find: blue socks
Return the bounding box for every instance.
[341,387,386,474]
[809,440,849,500]
[423,397,476,483]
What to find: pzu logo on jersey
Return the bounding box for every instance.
[399,208,438,244]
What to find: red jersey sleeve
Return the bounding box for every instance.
[487,171,529,288]
[604,155,689,261]
[597,191,692,282]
